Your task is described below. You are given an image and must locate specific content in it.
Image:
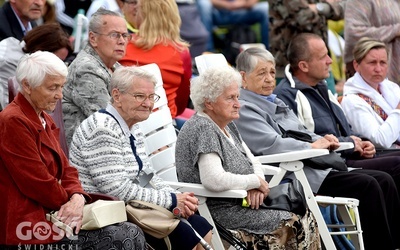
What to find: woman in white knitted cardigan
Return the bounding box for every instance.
[69,65,212,250]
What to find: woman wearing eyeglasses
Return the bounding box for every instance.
[69,65,213,250]
[119,0,192,120]
[62,8,132,147]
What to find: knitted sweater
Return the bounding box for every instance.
[69,105,176,209]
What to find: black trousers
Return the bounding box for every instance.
[346,151,400,200]
[318,169,400,250]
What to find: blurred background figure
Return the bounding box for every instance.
[54,0,91,35]
[344,0,400,84]
[196,0,269,53]
[176,0,208,58]
[36,0,57,25]
[0,0,45,41]
[268,0,345,84]
[0,22,72,110]
[119,0,192,119]
[86,0,122,19]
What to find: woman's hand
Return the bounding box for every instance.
[57,193,85,235]
[246,189,266,209]
[257,176,270,196]
[176,192,199,219]
[311,136,339,150]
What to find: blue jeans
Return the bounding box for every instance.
[197,0,269,51]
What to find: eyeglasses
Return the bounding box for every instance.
[125,92,161,103]
[93,31,132,41]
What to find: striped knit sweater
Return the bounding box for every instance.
[69,106,176,210]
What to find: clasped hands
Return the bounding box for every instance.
[176,192,199,219]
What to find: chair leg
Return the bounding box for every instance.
[197,197,225,250]
[293,169,337,249]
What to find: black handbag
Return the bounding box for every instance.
[261,180,307,216]
[280,127,348,171]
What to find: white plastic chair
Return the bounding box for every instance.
[256,144,364,250]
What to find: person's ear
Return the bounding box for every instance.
[298,61,309,72]
[353,60,359,72]
[240,71,247,88]
[21,79,31,95]
[204,99,214,110]
[112,88,122,106]
[89,31,98,47]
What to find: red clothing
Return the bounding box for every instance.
[0,93,87,245]
[120,41,192,118]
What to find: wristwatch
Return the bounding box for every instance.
[172,207,181,217]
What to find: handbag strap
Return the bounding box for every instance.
[98,109,143,171]
[128,200,175,218]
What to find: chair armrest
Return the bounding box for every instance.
[164,181,247,199]
[256,149,329,164]
[260,165,280,175]
[335,142,354,152]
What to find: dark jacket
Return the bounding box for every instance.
[0,2,37,41]
[274,74,355,156]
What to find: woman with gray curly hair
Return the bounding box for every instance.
[176,66,320,249]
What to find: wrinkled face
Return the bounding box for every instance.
[90,15,129,68]
[206,83,241,127]
[115,78,155,127]
[303,38,332,84]
[121,0,138,28]
[10,0,45,23]
[23,75,65,114]
[242,59,276,96]
[354,48,388,88]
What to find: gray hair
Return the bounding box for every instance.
[236,47,275,73]
[110,66,158,103]
[190,66,242,112]
[89,8,124,33]
[16,51,68,89]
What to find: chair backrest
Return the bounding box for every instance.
[194,53,229,75]
[8,76,19,104]
[135,64,178,182]
[8,76,69,157]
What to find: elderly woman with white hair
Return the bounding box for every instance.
[175,66,320,249]
[69,65,213,250]
[0,51,146,249]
